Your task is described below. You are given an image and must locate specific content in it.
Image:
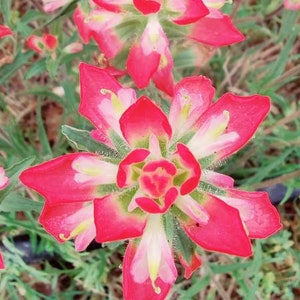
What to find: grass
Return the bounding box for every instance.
[0,0,300,299]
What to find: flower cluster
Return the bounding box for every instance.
[20,63,282,299]
[72,0,244,95]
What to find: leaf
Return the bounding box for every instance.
[109,130,131,158]
[61,125,120,158]
[0,0,11,24]
[172,218,196,264]
[0,51,34,84]
[6,156,36,179]
[178,275,210,299]
[0,156,36,201]
[37,100,53,156]
[45,57,59,79]
[0,192,43,212]
[24,59,47,79]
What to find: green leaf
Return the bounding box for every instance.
[37,100,53,156]
[0,51,34,84]
[109,130,131,158]
[0,156,36,200]
[45,57,59,79]
[24,59,47,79]
[0,192,43,212]
[178,276,210,299]
[0,0,11,24]
[6,156,36,179]
[198,182,226,196]
[172,218,196,264]
[61,125,120,158]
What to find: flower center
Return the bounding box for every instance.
[139,160,177,198]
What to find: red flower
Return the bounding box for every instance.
[41,0,72,12]
[73,1,244,95]
[0,252,4,269]
[0,167,9,190]
[20,63,282,299]
[283,0,300,10]
[26,33,58,56]
[0,25,12,39]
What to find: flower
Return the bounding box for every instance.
[0,252,4,269]
[20,63,282,299]
[73,3,124,59]
[42,0,72,12]
[283,0,300,10]
[0,25,12,39]
[26,33,58,56]
[73,1,244,95]
[63,42,83,54]
[0,167,9,190]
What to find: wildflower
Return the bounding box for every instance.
[63,42,83,54]
[42,0,72,12]
[283,0,300,10]
[0,252,4,269]
[73,3,124,59]
[26,33,58,58]
[73,1,244,95]
[0,167,9,190]
[20,63,282,299]
[0,25,12,39]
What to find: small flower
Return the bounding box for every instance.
[73,1,244,95]
[73,3,124,59]
[20,63,282,299]
[26,33,58,57]
[0,167,9,190]
[0,25,12,39]
[63,42,83,53]
[0,252,4,269]
[42,0,72,12]
[283,0,300,10]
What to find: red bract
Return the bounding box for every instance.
[74,1,243,95]
[42,0,72,12]
[283,0,300,10]
[0,25,12,39]
[26,33,58,56]
[0,167,9,190]
[73,4,124,59]
[20,63,282,299]
[0,252,4,269]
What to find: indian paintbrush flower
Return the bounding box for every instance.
[20,63,282,299]
[26,33,58,58]
[0,25,12,39]
[74,0,244,96]
[0,167,9,190]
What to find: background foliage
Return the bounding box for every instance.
[0,0,299,299]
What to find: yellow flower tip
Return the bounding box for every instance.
[100,89,124,113]
[159,54,168,69]
[59,219,92,241]
[153,284,161,295]
[211,110,230,137]
[150,278,161,295]
[90,14,104,23]
[59,233,70,241]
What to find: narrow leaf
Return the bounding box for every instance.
[62,125,120,158]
